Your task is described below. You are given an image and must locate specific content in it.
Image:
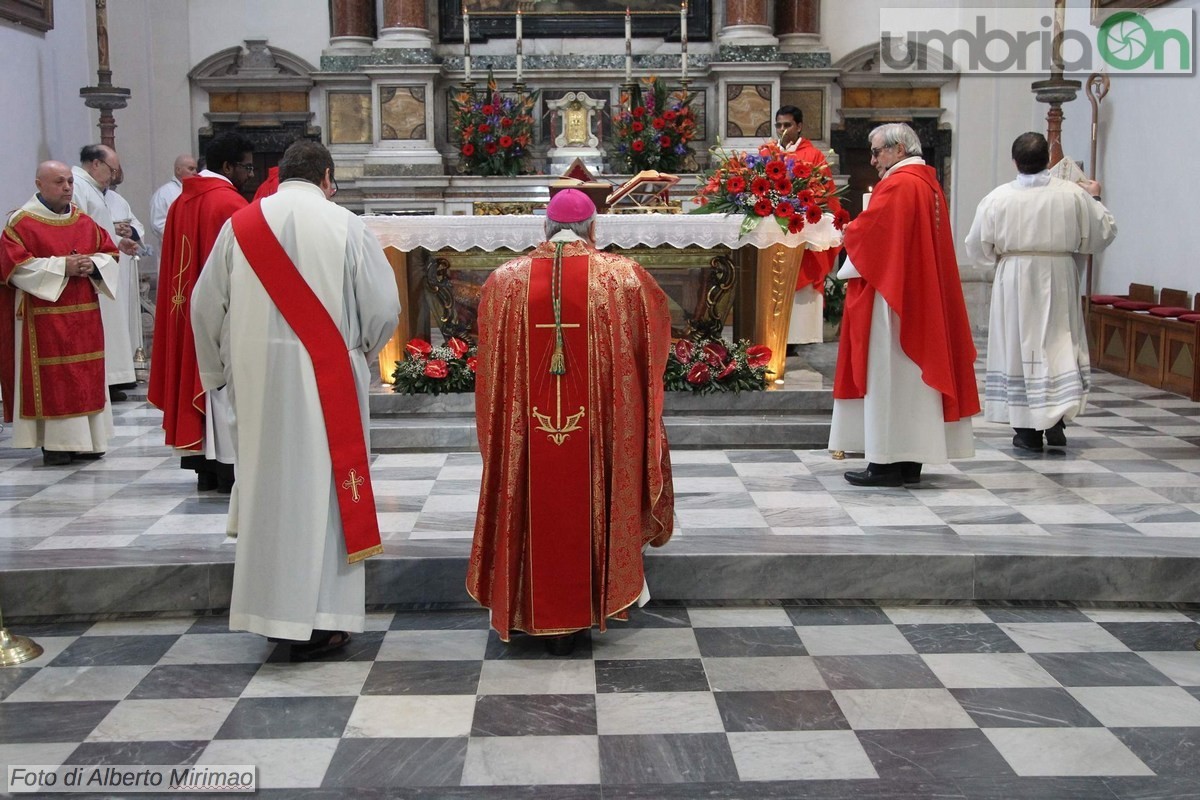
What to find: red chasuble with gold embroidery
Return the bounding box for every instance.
[148,176,247,450]
[469,239,675,640]
[0,204,117,422]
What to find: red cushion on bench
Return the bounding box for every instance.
[1149,306,1192,318]
[1090,294,1124,305]
[1177,313,1200,323]
[1111,300,1157,311]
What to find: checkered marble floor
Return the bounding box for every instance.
[2,603,1200,797]
[3,368,1200,564]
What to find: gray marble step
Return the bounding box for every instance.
[6,547,1198,620]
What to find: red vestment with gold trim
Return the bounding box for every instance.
[0,204,116,422]
[148,175,247,450]
[469,240,675,639]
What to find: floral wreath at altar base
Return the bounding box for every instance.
[452,73,539,178]
[393,338,477,395]
[665,339,772,394]
[690,141,850,238]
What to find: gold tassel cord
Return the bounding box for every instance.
[549,241,566,375]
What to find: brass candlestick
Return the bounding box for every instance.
[0,603,43,667]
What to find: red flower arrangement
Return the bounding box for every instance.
[613,77,697,174]
[451,72,538,178]
[392,337,478,394]
[664,338,773,394]
[692,140,849,236]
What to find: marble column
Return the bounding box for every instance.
[719,0,777,46]
[329,0,375,49]
[777,0,822,52]
[377,0,433,48]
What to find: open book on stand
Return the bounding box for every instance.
[606,170,681,213]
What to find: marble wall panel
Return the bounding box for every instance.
[329,91,373,144]
[780,87,824,141]
[726,84,772,139]
[381,86,428,140]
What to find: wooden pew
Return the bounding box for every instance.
[1090,283,1157,376]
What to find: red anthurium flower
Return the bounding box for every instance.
[805,205,823,224]
[725,176,746,193]
[754,198,773,217]
[751,176,771,196]
[405,338,433,357]
[466,356,478,373]
[686,362,712,385]
[746,345,772,367]
[659,136,672,147]
[447,337,470,358]
[499,135,514,148]
[701,341,728,368]
[423,359,449,378]
[717,361,738,380]
[632,140,645,152]
[673,339,696,362]
[461,143,475,157]
[775,201,795,218]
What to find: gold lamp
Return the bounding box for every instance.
[0,603,43,667]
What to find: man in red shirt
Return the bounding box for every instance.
[149,132,254,492]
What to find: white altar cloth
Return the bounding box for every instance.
[363,214,840,254]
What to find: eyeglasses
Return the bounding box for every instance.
[330,178,339,197]
[235,162,255,173]
[870,145,893,158]
[102,161,119,174]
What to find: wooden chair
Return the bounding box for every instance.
[1161,295,1200,400]
[1128,288,1189,388]
[1092,283,1156,376]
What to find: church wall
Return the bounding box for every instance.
[0,0,93,214]
[1059,0,1200,296]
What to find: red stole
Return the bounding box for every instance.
[230,202,383,564]
[525,247,593,632]
[0,206,115,421]
[148,176,247,450]
[834,165,980,421]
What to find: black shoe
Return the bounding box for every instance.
[289,630,351,663]
[197,471,218,491]
[1012,430,1044,452]
[216,476,235,495]
[74,451,104,461]
[41,448,71,466]
[899,462,922,484]
[543,633,577,656]
[844,463,903,487]
[108,388,127,402]
[1045,419,1067,447]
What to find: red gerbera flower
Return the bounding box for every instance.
[805,205,823,224]
[751,177,771,196]
[664,110,678,121]
[775,201,795,218]
[461,143,475,157]
[792,162,813,179]
[632,140,645,152]
[660,136,672,147]
[798,189,816,205]
[652,117,666,130]
[774,178,793,195]
[631,121,644,132]
[765,160,787,180]
[501,117,513,127]
[834,208,851,230]
[725,176,746,193]
[499,135,513,148]
[788,214,806,234]
[632,106,645,118]
[478,123,491,134]
[485,142,498,155]
[482,104,495,116]
[754,198,773,217]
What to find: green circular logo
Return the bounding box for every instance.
[1099,11,1156,69]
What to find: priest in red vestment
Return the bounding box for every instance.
[830,123,979,487]
[776,105,842,345]
[149,132,254,492]
[468,189,675,653]
[253,165,280,201]
[0,161,119,465]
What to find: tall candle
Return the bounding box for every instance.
[516,9,523,83]
[625,8,632,83]
[862,186,872,211]
[463,4,472,82]
[680,2,688,81]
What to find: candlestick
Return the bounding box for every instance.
[625,8,633,83]
[680,2,688,82]
[516,9,523,84]
[463,4,472,83]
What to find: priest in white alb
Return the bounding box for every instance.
[966,132,1116,451]
[191,140,400,660]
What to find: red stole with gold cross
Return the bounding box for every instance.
[230,202,383,564]
[525,245,593,633]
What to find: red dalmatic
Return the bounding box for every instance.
[148,176,247,450]
[0,205,117,421]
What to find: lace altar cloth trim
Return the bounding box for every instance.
[363,214,841,253]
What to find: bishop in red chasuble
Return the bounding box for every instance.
[468,189,675,643]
